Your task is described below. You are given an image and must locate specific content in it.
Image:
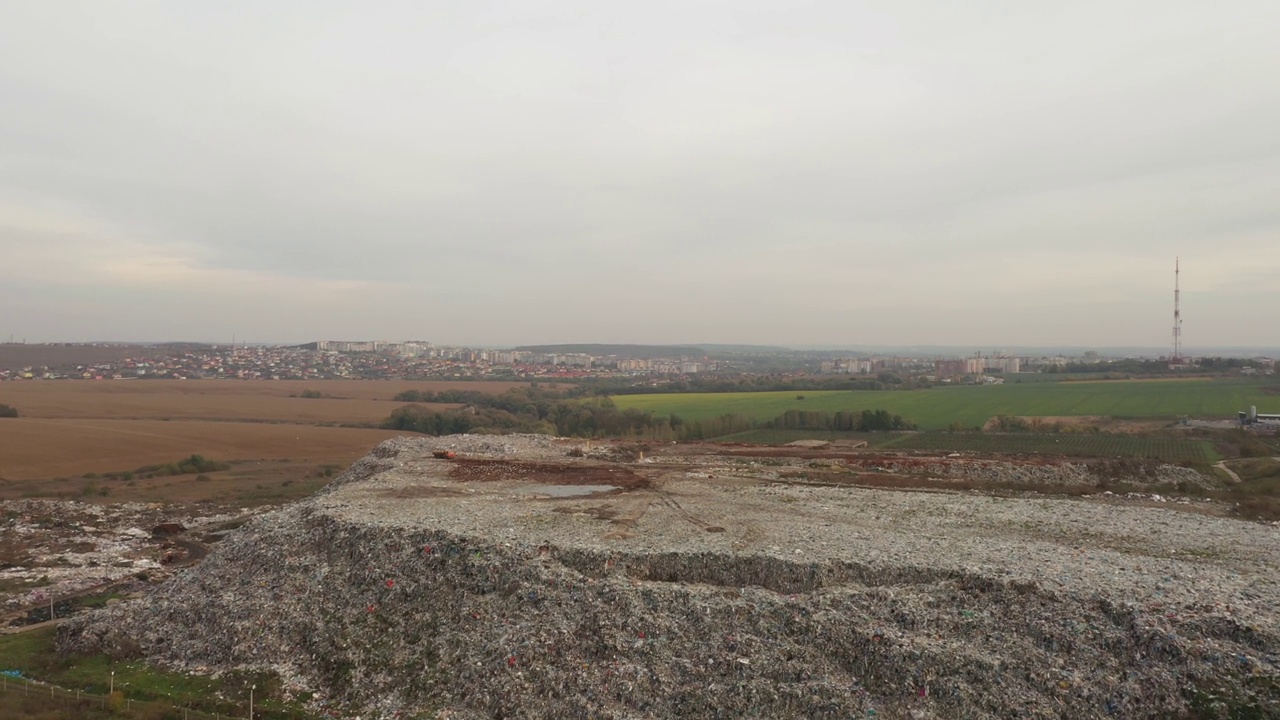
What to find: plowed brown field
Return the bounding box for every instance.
[0,419,404,480]
[0,379,539,504]
[0,379,535,421]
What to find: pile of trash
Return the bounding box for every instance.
[847,456,1213,489]
[59,436,1280,719]
[0,500,227,614]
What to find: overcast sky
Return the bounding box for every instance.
[2,1,1277,349]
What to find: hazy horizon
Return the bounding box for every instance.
[4,338,1278,359]
[3,1,1278,347]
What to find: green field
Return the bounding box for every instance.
[716,429,880,445]
[612,378,1277,431]
[0,626,312,719]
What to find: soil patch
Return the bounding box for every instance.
[378,486,467,499]
[448,458,650,490]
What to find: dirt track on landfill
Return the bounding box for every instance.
[449,459,653,490]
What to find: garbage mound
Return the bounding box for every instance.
[60,436,1280,719]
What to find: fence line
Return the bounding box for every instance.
[0,671,315,720]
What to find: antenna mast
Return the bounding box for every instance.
[1172,257,1182,362]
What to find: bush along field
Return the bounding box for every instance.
[379,384,1268,465]
[382,386,915,442]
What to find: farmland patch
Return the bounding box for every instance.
[612,379,1277,430]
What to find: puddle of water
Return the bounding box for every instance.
[520,484,618,498]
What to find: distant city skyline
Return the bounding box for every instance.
[4,338,1272,385]
[2,337,1277,359]
[2,2,1278,347]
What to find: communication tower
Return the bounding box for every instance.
[1172,258,1182,362]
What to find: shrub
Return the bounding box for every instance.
[1240,438,1271,458]
[991,415,1030,432]
[136,455,229,477]
[0,403,17,418]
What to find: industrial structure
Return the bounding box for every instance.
[1238,406,1280,426]
[934,353,1021,379]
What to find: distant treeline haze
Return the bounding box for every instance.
[578,374,914,395]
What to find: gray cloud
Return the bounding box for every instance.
[2,0,1277,347]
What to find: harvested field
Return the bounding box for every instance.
[0,392,445,424]
[0,418,402,481]
[62,435,1280,719]
[0,379,532,420]
[0,380,544,505]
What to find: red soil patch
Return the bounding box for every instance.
[448,459,651,490]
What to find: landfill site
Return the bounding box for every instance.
[56,434,1280,719]
[0,501,234,626]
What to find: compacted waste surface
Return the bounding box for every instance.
[61,434,1280,719]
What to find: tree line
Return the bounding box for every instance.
[383,387,914,440]
[1043,357,1256,375]
[765,409,914,432]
